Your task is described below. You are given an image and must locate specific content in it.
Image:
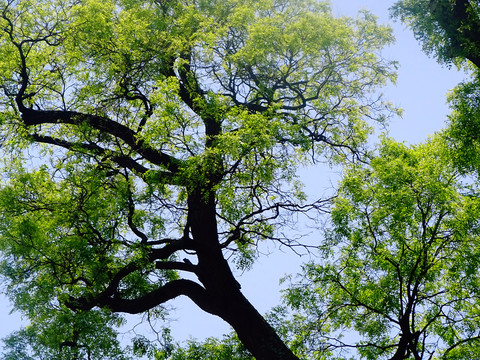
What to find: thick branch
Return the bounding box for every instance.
[31,134,148,173]
[65,236,196,309]
[71,279,216,316]
[149,238,198,260]
[21,109,182,173]
[155,260,196,272]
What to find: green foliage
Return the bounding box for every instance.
[0,160,167,357]
[392,1,480,181]
[0,0,398,357]
[156,333,254,360]
[444,74,480,174]
[285,137,480,359]
[391,0,480,68]
[1,310,127,360]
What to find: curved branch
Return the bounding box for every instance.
[118,73,153,133]
[149,238,198,260]
[31,134,149,174]
[443,334,480,356]
[155,260,196,273]
[65,237,197,310]
[125,173,149,243]
[71,279,217,316]
[21,109,182,173]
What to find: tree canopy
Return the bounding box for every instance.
[261,2,480,359]
[286,138,480,359]
[391,0,480,68]
[0,0,397,358]
[392,0,480,174]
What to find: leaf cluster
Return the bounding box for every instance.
[285,138,480,359]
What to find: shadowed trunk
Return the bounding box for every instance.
[188,189,300,360]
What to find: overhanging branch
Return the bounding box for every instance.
[31,134,149,174]
[21,108,183,173]
[69,279,217,316]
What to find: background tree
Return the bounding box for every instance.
[285,138,480,359]
[0,0,397,358]
[391,0,480,68]
[391,0,480,173]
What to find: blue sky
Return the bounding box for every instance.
[0,0,469,349]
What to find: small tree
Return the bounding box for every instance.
[286,138,480,359]
[0,0,396,358]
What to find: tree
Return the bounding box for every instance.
[285,138,480,359]
[0,0,397,358]
[391,1,480,173]
[391,0,480,68]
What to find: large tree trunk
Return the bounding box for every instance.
[200,250,299,360]
[188,189,300,360]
